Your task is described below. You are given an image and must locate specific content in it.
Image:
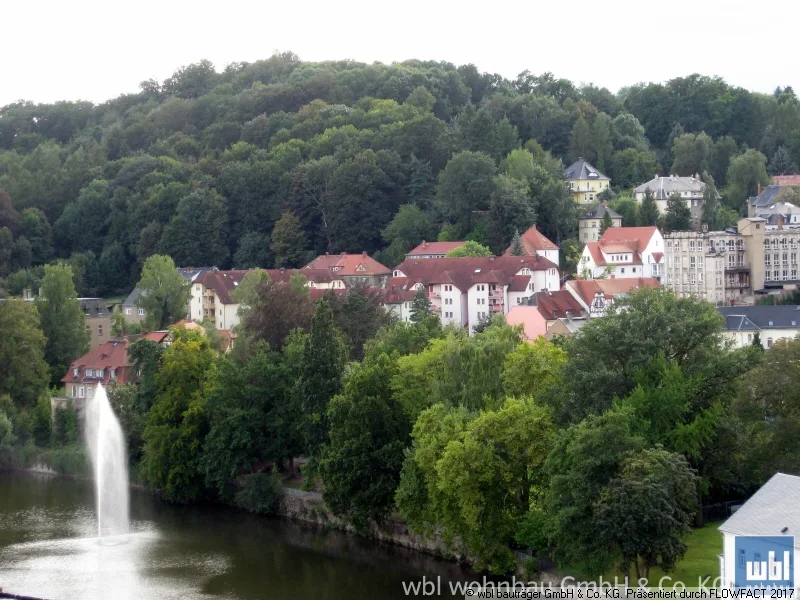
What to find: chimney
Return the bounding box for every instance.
[422,240,427,248]
[280,267,285,273]
[325,252,329,257]
[778,214,784,230]
[757,183,762,196]
[362,251,367,257]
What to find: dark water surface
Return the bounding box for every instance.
[0,471,472,599]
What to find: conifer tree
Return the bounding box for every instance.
[509,229,525,256]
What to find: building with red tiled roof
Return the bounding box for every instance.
[528,290,587,322]
[503,225,560,266]
[305,253,390,288]
[772,175,800,187]
[386,256,560,333]
[565,277,661,317]
[406,241,466,259]
[60,339,134,401]
[579,226,664,280]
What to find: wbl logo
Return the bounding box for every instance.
[734,536,794,587]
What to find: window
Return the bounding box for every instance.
[698,240,703,250]
[88,387,94,399]
[621,268,625,274]
[689,241,695,251]
[690,257,695,267]
[583,233,588,240]
[79,386,85,398]
[747,333,753,342]
[72,386,77,398]
[767,338,774,348]
[98,325,103,336]
[73,367,79,378]
[138,308,144,316]
[125,308,132,315]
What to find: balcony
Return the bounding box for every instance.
[724,265,750,273]
[725,281,749,289]
[490,289,504,298]
[490,303,504,313]
[427,291,440,300]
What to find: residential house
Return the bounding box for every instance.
[565,277,661,317]
[54,339,135,422]
[305,252,391,288]
[717,305,800,349]
[772,175,800,186]
[504,306,549,341]
[718,473,800,588]
[80,298,111,349]
[564,159,610,205]
[385,256,560,333]
[579,226,664,280]
[122,266,216,325]
[664,217,800,304]
[503,225,560,267]
[406,241,465,259]
[747,184,800,228]
[543,316,588,341]
[632,174,718,229]
[265,267,345,291]
[578,203,622,242]
[189,270,249,331]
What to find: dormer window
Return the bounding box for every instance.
[73,368,79,378]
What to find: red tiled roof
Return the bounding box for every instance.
[61,339,134,385]
[305,253,391,276]
[407,241,465,256]
[566,277,660,308]
[504,225,558,255]
[584,242,605,265]
[532,290,586,321]
[143,331,170,343]
[309,288,347,301]
[773,175,800,186]
[384,277,417,304]
[652,252,664,264]
[509,275,530,292]
[598,227,658,253]
[391,256,558,295]
[173,320,202,330]
[195,270,250,305]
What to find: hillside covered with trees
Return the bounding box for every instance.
[0,53,795,296]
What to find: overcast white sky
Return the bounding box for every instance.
[2,0,797,107]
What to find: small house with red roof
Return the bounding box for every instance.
[565,277,661,317]
[386,255,559,333]
[59,339,134,405]
[579,226,664,280]
[305,252,391,288]
[503,225,560,267]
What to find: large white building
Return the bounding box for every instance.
[385,256,560,333]
[579,226,664,280]
[633,174,718,228]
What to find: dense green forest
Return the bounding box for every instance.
[0,53,796,296]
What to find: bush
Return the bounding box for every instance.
[234,471,283,515]
[53,405,78,446]
[45,444,89,475]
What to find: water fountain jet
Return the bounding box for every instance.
[84,383,129,542]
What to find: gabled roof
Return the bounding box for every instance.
[390,256,558,296]
[749,185,785,208]
[719,473,800,545]
[632,175,712,200]
[195,270,250,305]
[79,298,109,317]
[598,226,659,253]
[566,277,660,308]
[123,287,143,307]
[305,253,391,276]
[531,290,586,321]
[406,241,465,257]
[564,159,609,181]
[143,331,170,344]
[61,339,134,385]
[579,203,621,220]
[504,225,559,256]
[717,306,800,330]
[384,277,417,304]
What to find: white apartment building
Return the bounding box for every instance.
[579,226,664,280]
[385,256,560,333]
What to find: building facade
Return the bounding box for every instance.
[305,253,391,288]
[578,203,622,242]
[664,217,800,304]
[718,305,800,349]
[564,159,610,205]
[406,241,465,259]
[632,175,717,229]
[80,298,111,349]
[385,256,560,333]
[579,226,664,280]
[565,278,661,318]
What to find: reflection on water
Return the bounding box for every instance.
[0,471,470,599]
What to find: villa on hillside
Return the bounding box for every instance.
[305,252,391,288]
[564,159,610,205]
[406,241,465,259]
[578,203,622,242]
[633,174,720,229]
[579,226,664,280]
[503,224,560,266]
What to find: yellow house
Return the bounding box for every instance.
[564,158,610,205]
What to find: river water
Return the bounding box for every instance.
[0,471,473,599]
